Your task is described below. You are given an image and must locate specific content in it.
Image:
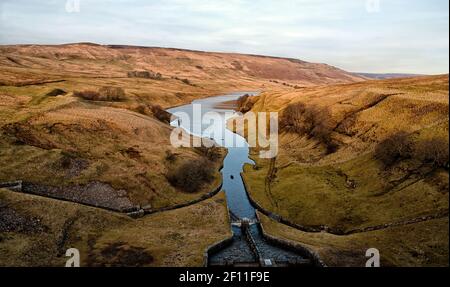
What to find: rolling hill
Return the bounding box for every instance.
[237,75,449,266]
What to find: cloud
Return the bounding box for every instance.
[0,0,448,74]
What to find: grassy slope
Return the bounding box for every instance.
[0,188,231,267]
[241,75,449,266]
[0,43,364,210]
[259,212,449,267]
[0,43,378,266]
[0,93,225,209]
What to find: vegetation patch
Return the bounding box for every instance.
[133,104,171,123]
[195,146,223,162]
[375,131,449,170]
[92,242,154,267]
[281,102,337,153]
[74,86,126,102]
[127,70,162,80]
[167,159,215,193]
[45,88,67,97]
[236,94,256,113]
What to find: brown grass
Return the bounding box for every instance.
[240,75,449,266]
[0,188,231,267]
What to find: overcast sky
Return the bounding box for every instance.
[0,0,448,74]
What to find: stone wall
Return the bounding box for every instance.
[203,200,234,267]
[255,212,327,267]
[240,173,327,267]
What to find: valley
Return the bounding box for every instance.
[0,43,448,267]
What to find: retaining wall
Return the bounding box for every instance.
[203,197,234,267]
[240,173,327,267]
[255,212,327,267]
[240,173,349,234]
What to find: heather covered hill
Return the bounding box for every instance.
[0,43,364,89]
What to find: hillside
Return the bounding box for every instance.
[0,43,364,99]
[0,43,365,211]
[355,73,425,80]
[237,75,449,266]
[0,188,231,267]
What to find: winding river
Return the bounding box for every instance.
[168,92,308,267]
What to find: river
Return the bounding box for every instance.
[167,92,309,267]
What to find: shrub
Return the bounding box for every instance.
[74,87,126,102]
[132,104,171,123]
[375,132,412,167]
[167,159,215,193]
[237,94,249,108]
[236,94,254,113]
[74,90,101,101]
[127,71,162,80]
[281,102,336,153]
[151,105,171,123]
[98,86,126,101]
[281,102,310,134]
[413,137,449,169]
[181,78,191,85]
[165,150,177,163]
[134,104,149,116]
[196,146,222,162]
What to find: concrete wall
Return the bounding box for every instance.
[203,196,234,267]
[240,173,327,267]
[255,212,327,267]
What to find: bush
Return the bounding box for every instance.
[74,87,126,102]
[236,94,254,113]
[151,105,171,123]
[281,102,312,134]
[281,102,336,153]
[165,150,177,163]
[132,104,171,123]
[127,71,162,80]
[98,86,126,101]
[134,104,149,116]
[196,146,222,162]
[74,90,101,101]
[167,159,215,193]
[375,132,412,167]
[413,137,449,169]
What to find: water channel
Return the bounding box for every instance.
[167,92,310,267]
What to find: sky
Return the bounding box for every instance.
[0,0,448,74]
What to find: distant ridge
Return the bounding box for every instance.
[354,72,426,80]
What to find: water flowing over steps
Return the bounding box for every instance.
[210,217,312,267]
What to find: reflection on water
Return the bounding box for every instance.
[168,92,258,219]
[168,92,307,266]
